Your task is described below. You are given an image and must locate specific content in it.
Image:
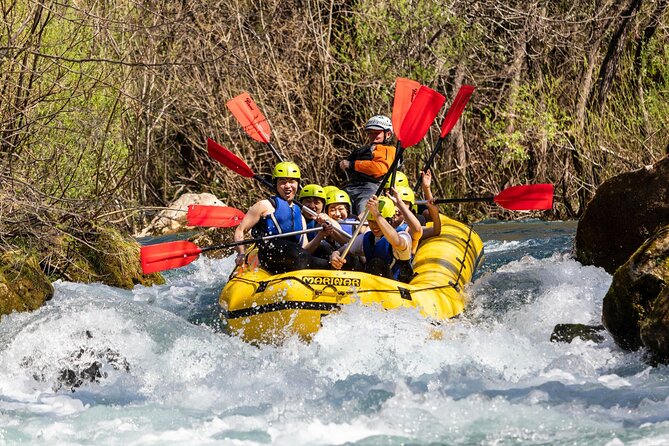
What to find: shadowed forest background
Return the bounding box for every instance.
[1,0,668,243]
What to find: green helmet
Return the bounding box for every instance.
[299,184,326,201]
[323,185,339,197]
[384,171,409,189]
[367,196,395,221]
[272,161,301,180]
[325,189,351,208]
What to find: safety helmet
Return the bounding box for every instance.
[325,189,351,208]
[365,115,393,134]
[395,186,415,206]
[384,171,409,189]
[323,185,339,197]
[367,196,396,221]
[299,184,326,201]
[272,161,301,180]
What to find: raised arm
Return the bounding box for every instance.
[420,170,441,239]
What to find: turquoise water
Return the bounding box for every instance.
[2,220,668,445]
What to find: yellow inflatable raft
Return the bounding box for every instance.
[219,215,484,344]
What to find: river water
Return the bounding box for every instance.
[2,220,668,445]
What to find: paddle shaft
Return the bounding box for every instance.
[416,197,493,205]
[413,137,443,193]
[266,142,284,162]
[200,226,323,254]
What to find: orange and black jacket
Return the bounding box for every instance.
[346,143,396,184]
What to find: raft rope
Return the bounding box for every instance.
[449,224,476,292]
[230,273,459,299]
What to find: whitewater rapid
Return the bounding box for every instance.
[2,221,669,445]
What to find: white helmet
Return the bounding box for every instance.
[365,115,393,134]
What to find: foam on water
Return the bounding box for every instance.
[2,221,669,445]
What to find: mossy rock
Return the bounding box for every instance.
[61,225,165,289]
[0,252,54,318]
[602,225,669,352]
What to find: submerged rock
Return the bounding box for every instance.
[21,330,131,392]
[575,156,669,274]
[550,323,606,343]
[601,225,669,358]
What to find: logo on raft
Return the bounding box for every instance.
[302,276,361,287]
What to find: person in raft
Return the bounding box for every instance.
[298,184,328,241]
[233,162,331,273]
[339,115,396,215]
[329,194,419,283]
[324,189,361,238]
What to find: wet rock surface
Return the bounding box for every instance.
[550,323,606,344]
[601,225,669,360]
[575,156,669,274]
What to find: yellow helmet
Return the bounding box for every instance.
[367,196,395,221]
[325,189,351,208]
[396,186,415,206]
[384,171,409,189]
[299,184,326,201]
[323,185,339,197]
[272,161,301,180]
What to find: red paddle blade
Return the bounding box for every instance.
[440,85,475,138]
[392,78,421,141]
[140,240,202,274]
[226,92,271,144]
[399,86,446,149]
[187,205,245,228]
[207,138,255,178]
[494,184,554,210]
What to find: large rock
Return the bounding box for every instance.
[0,252,53,318]
[136,193,224,237]
[67,225,165,288]
[575,156,669,274]
[601,225,669,356]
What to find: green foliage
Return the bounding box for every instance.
[483,80,571,170]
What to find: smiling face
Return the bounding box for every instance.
[327,203,349,220]
[276,178,299,202]
[300,197,324,218]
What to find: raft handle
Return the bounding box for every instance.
[398,287,412,301]
[255,281,268,293]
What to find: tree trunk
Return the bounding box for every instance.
[633,0,667,152]
[593,0,643,114]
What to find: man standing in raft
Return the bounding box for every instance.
[233,162,330,273]
[339,115,396,215]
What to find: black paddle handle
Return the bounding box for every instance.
[413,137,444,193]
[422,196,494,205]
[200,227,323,254]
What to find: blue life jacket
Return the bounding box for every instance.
[362,222,411,281]
[305,219,319,241]
[258,196,304,244]
[341,218,358,236]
